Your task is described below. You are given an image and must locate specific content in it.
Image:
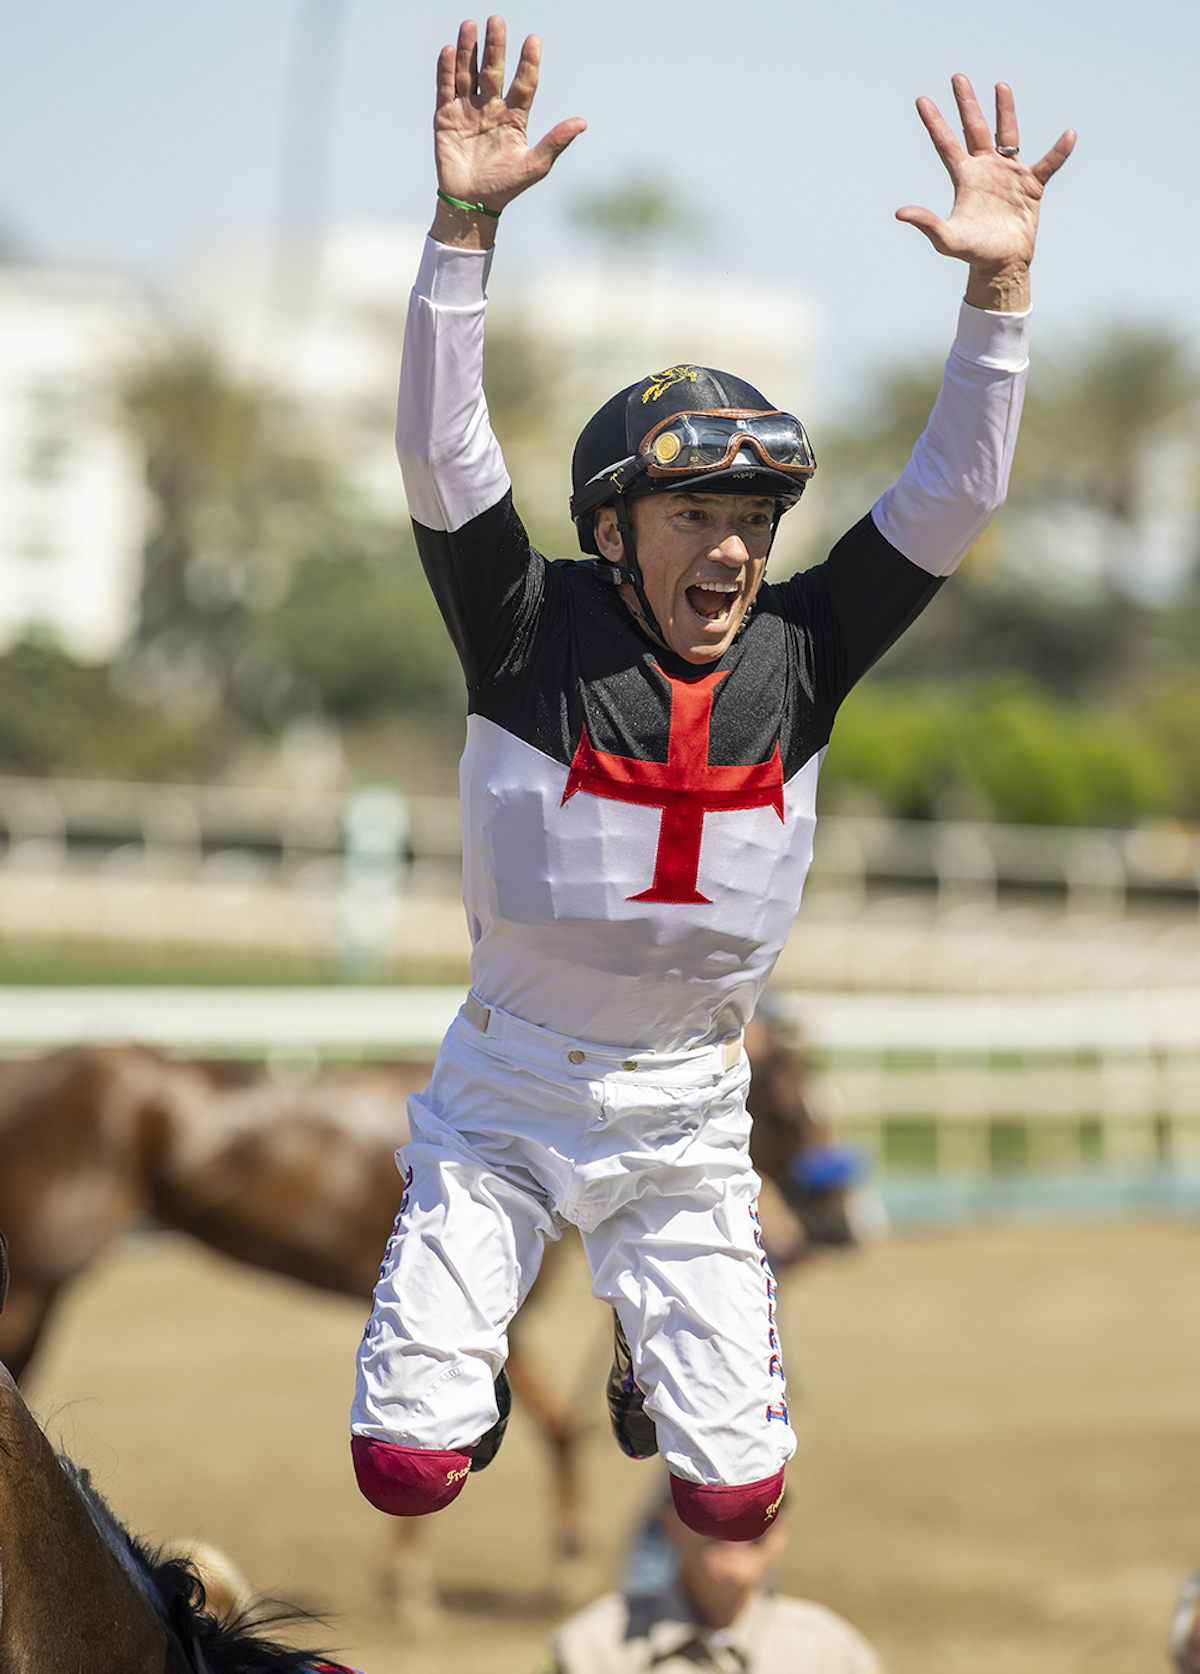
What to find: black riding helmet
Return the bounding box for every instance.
[569,363,816,642]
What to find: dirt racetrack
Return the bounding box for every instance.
[22,1218,1200,1674]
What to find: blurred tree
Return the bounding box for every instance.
[960,681,1177,826]
[120,340,334,724]
[569,177,698,251]
[1142,672,1200,817]
[805,360,1019,595]
[1015,325,1200,591]
[810,321,1200,710]
[255,538,462,722]
[816,363,944,517]
[816,323,1199,602]
[874,574,1148,700]
[480,319,580,560]
[0,641,212,779]
[819,680,959,819]
[119,332,474,746]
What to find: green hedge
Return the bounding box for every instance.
[823,677,1183,826]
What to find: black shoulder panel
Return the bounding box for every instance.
[413,492,548,692]
[416,501,945,783]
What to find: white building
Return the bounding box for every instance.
[0,264,153,660]
[176,224,817,550]
[489,256,814,430]
[174,222,426,522]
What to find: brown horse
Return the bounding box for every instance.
[0,1047,429,1382]
[0,1227,353,1674]
[745,1008,860,1256]
[0,1044,591,1606]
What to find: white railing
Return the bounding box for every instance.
[3,984,1199,1186]
[4,982,1196,1055]
[0,984,460,1060]
[771,988,1200,1178]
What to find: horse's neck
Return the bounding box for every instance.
[0,1368,171,1671]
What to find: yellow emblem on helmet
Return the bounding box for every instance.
[641,365,699,403]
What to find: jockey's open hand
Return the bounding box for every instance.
[431,16,586,249]
[896,75,1076,311]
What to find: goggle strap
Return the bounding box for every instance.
[612,503,668,648]
[571,455,651,521]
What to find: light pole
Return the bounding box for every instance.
[268,0,351,342]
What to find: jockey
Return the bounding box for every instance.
[350,16,1074,1540]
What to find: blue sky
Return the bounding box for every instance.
[0,0,1194,407]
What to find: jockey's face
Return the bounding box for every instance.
[594,491,774,664]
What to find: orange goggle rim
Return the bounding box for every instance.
[636,408,816,479]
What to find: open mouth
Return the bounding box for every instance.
[685,581,740,626]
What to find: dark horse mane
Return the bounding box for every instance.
[0,1229,346,1673]
[54,1453,327,1674]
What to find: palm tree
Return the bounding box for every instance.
[569,177,698,252]
[811,324,1199,697]
[120,341,332,721]
[1013,325,1199,594]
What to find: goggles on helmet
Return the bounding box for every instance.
[569,406,815,526]
[637,409,816,479]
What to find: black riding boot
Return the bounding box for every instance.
[606,1311,658,1459]
[469,1369,512,1472]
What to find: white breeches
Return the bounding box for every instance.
[351,999,796,1486]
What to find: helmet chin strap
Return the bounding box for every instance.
[600,502,669,648]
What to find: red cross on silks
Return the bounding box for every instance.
[561,667,785,904]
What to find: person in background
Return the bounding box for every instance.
[540,1495,882,1674]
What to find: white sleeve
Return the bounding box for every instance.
[871,302,1031,578]
[395,236,511,534]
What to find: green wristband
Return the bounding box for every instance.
[437,188,502,220]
